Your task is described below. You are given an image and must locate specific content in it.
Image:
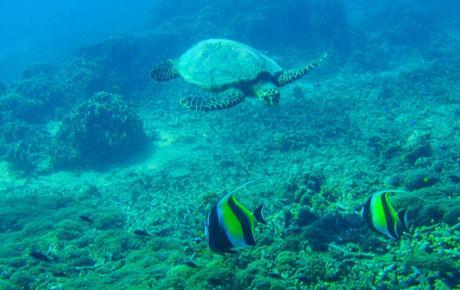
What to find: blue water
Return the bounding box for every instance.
[0,0,150,82]
[0,1,459,289]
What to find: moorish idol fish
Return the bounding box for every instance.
[361,190,409,240]
[204,180,266,253]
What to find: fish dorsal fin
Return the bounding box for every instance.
[220,177,263,202]
[228,177,263,195]
[370,189,410,205]
[373,189,426,206]
[374,189,427,204]
[374,189,409,196]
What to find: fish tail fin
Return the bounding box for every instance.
[398,209,409,231]
[254,204,267,224]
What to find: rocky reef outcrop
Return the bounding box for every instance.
[52,91,148,169]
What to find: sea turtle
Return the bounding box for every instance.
[150,38,326,111]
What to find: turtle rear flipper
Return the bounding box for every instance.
[277,53,327,86]
[150,59,179,81]
[180,88,245,111]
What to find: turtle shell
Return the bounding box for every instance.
[177,39,283,91]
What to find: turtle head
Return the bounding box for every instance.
[253,82,280,106]
[150,59,179,81]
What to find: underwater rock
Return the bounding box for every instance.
[56,220,85,241]
[378,86,396,100]
[302,214,344,251]
[367,134,403,160]
[185,260,234,289]
[403,132,432,162]
[1,121,52,174]
[65,249,96,268]
[294,254,326,284]
[1,122,34,144]
[275,251,299,277]
[361,1,438,49]
[12,76,68,116]
[256,229,275,247]
[21,64,58,79]
[384,174,404,188]
[75,184,101,202]
[234,260,266,287]
[302,173,324,194]
[53,91,148,168]
[22,220,54,236]
[404,143,432,165]
[404,172,438,190]
[0,279,15,290]
[249,275,272,289]
[5,141,35,173]
[4,139,51,174]
[164,265,194,289]
[415,204,445,225]
[297,206,318,226]
[443,206,460,225]
[276,133,304,152]
[288,173,325,204]
[0,92,45,123]
[93,210,127,230]
[432,160,444,173]
[71,35,155,94]
[61,59,104,96]
[404,249,458,276]
[9,270,33,289]
[94,230,140,262]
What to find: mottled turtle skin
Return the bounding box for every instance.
[151,38,326,111]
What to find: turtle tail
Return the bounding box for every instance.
[150,59,179,81]
[276,53,327,86]
[180,88,245,111]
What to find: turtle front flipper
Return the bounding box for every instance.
[180,88,245,111]
[276,53,327,86]
[150,59,179,81]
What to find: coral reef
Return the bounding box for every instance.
[0,121,52,174]
[53,91,148,168]
[64,36,156,96]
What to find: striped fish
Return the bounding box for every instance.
[205,191,266,253]
[361,190,409,240]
